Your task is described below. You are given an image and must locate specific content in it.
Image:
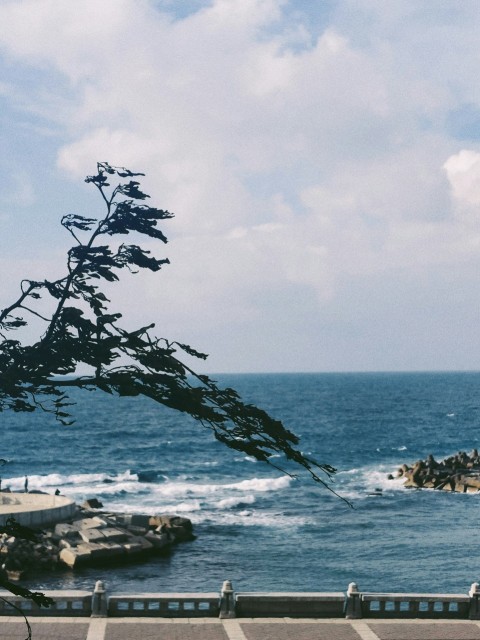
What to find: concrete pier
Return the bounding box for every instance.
[0,493,76,527]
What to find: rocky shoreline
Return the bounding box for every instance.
[0,499,194,580]
[393,449,480,492]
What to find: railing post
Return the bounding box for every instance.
[91,580,108,617]
[345,582,362,619]
[469,582,480,619]
[219,579,236,618]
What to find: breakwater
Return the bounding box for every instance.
[0,501,194,579]
[394,449,480,492]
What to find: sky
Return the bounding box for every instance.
[1,0,480,373]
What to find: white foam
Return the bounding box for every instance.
[335,464,406,500]
[224,476,292,492]
[160,500,202,513]
[2,470,293,523]
[193,509,316,528]
[215,495,256,508]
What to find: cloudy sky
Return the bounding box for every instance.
[1,0,480,373]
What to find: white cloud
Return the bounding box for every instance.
[2,0,480,370]
[444,149,480,206]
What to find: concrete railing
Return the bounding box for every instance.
[108,592,220,617]
[344,582,480,620]
[0,589,92,617]
[1,580,480,619]
[234,591,345,618]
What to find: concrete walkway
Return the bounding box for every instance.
[3,618,480,640]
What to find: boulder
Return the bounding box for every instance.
[82,498,104,509]
[137,470,161,483]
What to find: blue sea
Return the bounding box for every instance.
[3,372,480,595]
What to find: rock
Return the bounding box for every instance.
[122,540,146,555]
[82,498,104,509]
[137,470,161,482]
[6,570,24,581]
[126,535,154,552]
[79,528,106,544]
[86,542,125,560]
[145,531,171,549]
[54,523,81,539]
[396,451,480,493]
[100,528,128,543]
[130,514,151,528]
[148,515,195,541]
[73,517,107,530]
[59,545,92,568]
[5,501,194,574]
[126,524,148,536]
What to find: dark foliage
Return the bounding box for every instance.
[0,161,337,485]
[0,517,54,639]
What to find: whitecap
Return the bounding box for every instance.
[215,495,256,509]
[224,476,291,492]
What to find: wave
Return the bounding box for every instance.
[333,463,406,501]
[2,470,294,525]
[224,477,291,492]
[215,495,256,509]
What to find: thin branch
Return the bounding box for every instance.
[0,597,32,640]
[18,306,50,322]
[0,283,37,324]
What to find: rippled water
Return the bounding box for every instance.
[3,372,480,594]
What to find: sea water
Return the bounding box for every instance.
[2,372,480,594]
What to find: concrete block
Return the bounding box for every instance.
[130,514,151,528]
[100,528,128,543]
[74,517,108,529]
[122,541,145,555]
[128,535,154,552]
[126,524,148,535]
[145,531,171,549]
[79,528,106,544]
[55,523,81,538]
[59,545,92,568]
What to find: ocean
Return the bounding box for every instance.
[2,371,480,595]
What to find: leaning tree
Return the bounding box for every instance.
[0,163,338,614]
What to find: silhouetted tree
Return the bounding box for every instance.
[0,160,340,635]
[0,162,336,488]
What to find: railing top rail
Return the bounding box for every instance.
[362,593,469,601]
[0,589,91,598]
[236,592,345,598]
[109,592,219,599]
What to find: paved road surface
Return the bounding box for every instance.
[3,618,480,640]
